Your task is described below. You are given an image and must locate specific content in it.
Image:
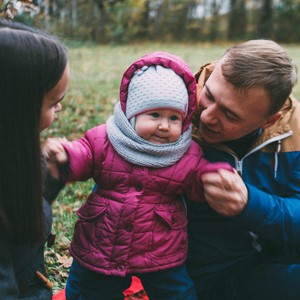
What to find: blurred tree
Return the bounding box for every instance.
[209,0,222,41]
[117,0,151,43]
[151,0,169,41]
[227,0,247,40]
[273,0,300,42]
[0,0,39,20]
[257,0,273,38]
[2,0,300,44]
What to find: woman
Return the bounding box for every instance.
[0,19,69,298]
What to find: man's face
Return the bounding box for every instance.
[198,62,278,143]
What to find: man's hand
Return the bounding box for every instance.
[201,169,248,217]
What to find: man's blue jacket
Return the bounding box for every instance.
[187,63,300,284]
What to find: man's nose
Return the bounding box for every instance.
[201,104,219,125]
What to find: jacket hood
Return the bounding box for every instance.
[119,51,196,132]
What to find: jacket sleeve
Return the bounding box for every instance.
[235,180,300,247]
[62,127,100,182]
[41,154,64,204]
[0,238,19,299]
[186,153,234,202]
[235,97,300,247]
[43,172,65,204]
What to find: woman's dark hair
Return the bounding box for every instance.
[0,19,68,242]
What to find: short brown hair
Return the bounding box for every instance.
[221,39,297,115]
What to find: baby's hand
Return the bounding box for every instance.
[42,137,69,164]
[42,137,69,179]
[201,169,248,217]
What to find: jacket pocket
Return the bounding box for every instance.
[154,209,187,230]
[77,201,107,221]
[72,200,108,251]
[148,208,188,262]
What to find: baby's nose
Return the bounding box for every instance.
[158,119,169,130]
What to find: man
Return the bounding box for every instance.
[186,39,300,299]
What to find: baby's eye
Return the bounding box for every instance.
[150,112,159,118]
[170,115,179,121]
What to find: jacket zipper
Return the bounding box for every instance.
[229,131,292,176]
[229,131,292,251]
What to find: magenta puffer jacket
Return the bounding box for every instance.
[66,52,232,276]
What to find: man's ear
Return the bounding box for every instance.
[261,111,282,129]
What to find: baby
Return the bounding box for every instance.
[44,51,233,300]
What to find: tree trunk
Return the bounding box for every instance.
[71,0,77,30]
[44,0,50,32]
[227,0,247,40]
[257,0,273,38]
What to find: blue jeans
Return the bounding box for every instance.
[66,259,197,300]
[192,261,300,300]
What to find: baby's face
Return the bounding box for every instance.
[135,108,183,144]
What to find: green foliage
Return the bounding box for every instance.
[273,1,300,42]
[4,1,300,43]
[45,181,93,293]
[45,43,300,294]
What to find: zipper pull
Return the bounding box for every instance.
[235,160,242,175]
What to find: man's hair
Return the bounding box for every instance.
[221,39,297,115]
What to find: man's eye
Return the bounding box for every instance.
[205,92,214,101]
[225,113,236,122]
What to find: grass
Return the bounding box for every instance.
[43,42,300,294]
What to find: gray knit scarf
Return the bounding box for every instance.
[106,103,191,168]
